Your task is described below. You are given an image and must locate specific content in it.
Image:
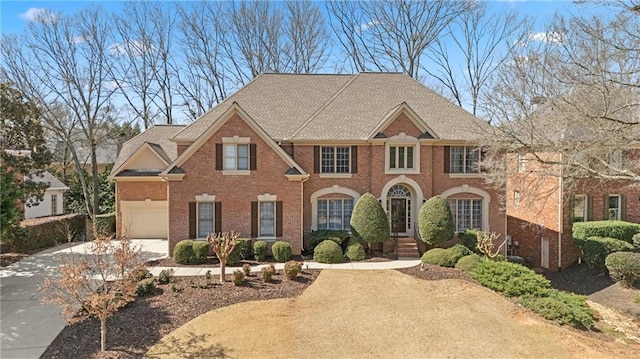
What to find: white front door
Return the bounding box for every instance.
[541,237,549,269]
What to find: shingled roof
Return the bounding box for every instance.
[172,73,489,142]
[110,125,185,177]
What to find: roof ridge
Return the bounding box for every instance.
[288,74,360,140]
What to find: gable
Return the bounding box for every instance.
[125,146,168,170]
[381,111,425,139]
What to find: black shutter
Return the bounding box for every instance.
[351,146,358,174]
[215,202,222,233]
[313,146,320,173]
[621,195,627,221]
[443,146,450,173]
[215,143,223,170]
[189,202,196,238]
[276,201,283,237]
[251,201,258,238]
[569,195,575,223]
[250,144,257,170]
[603,195,609,220]
[586,196,593,221]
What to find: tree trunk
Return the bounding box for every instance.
[100,317,107,351]
[219,256,226,284]
[91,141,100,234]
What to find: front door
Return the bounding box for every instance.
[390,198,407,234]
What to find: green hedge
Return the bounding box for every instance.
[3,214,86,252]
[94,212,116,236]
[192,241,210,264]
[470,261,551,297]
[313,240,343,264]
[234,238,253,260]
[573,220,640,243]
[350,192,389,244]
[455,254,482,272]
[174,240,209,265]
[272,241,292,262]
[421,245,471,267]
[573,236,634,269]
[308,230,350,252]
[345,239,366,261]
[518,290,593,329]
[633,233,640,249]
[253,240,268,261]
[418,196,454,246]
[459,229,481,253]
[605,251,640,287]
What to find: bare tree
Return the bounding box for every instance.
[283,0,331,73]
[109,1,177,129]
[425,5,530,115]
[1,6,118,219]
[207,231,240,284]
[327,0,474,79]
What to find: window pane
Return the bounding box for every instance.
[198,202,214,238]
[573,196,586,222]
[321,147,335,173]
[389,146,396,169]
[259,202,275,237]
[466,147,479,173]
[608,196,620,220]
[336,147,350,173]
[451,147,464,173]
[472,200,482,229]
[457,200,471,231]
[398,146,405,168]
[328,199,342,230]
[343,199,354,231]
[407,146,414,169]
[317,200,328,230]
[237,144,249,170]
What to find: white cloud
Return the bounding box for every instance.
[18,7,58,24]
[108,40,150,57]
[528,31,563,44]
[360,20,380,32]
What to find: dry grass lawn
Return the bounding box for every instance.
[146,270,640,359]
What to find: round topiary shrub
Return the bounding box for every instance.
[455,254,483,272]
[446,244,472,266]
[272,241,292,262]
[345,239,366,261]
[605,251,640,287]
[350,192,390,246]
[314,240,344,264]
[418,196,454,246]
[174,240,196,265]
[253,240,268,261]
[421,248,448,266]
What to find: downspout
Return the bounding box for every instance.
[558,154,563,271]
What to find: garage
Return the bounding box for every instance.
[120,200,168,239]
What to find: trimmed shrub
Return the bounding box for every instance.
[605,251,640,287]
[129,268,150,282]
[192,241,209,264]
[5,214,85,252]
[574,236,634,269]
[633,233,640,249]
[459,229,481,253]
[421,248,449,266]
[242,263,251,277]
[232,270,245,286]
[446,244,472,266]
[174,240,196,265]
[253,240,268,261]
[284,260,303,280]
[94,212,116,236]
[418,196,454,246]
[308,230,350,252]
[350,192,390,245]
[158,269,174,284]
[470,261,551,297]
[261,265,275,282]
[272,241,292,262]
[573,220,640,243]
[518,289,593,329]
[455,254,482,272]
[235,238,253,260]
[137,278,156,296]
[314,240,344,264]
[227,244,242,267]
[345,239,366,261]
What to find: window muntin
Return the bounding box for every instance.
[608,195,621,220]
[448,199,483,232]
[224,144,249,170]
[514,191,521,206]
[51,194,57,215]
[518,154,526,172]
[317,198,354,231]
[389,145,415,169]
[259,201,276,237]
[321,146,350,173]
[573,195,587,222]
[197,202,214,238]
[450,146,480,174]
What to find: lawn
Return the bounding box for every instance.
[146,270,640,359]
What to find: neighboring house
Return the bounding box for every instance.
[24,171,69,219]
[51,140,120,174]
[506,146,639,271]
[109,73,506,256]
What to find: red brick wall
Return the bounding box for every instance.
[167,113,302,255]
[115,181,167,238]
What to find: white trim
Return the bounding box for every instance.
[222,135,251,144]
[384,133,420,174]
[441,185,491,232]
[196,201,215,239]
[379,176,424,206]
[258,193,277,202]
[572,194,587,222]
[109,142,170,179]
[195,194,216,202]
[257,201,276,238]
[310,185,360,231]
[319,173,353,179]
[448,174,483,179]
[319,145,352,174]
[607,194,622,220]
[222,170,251,176]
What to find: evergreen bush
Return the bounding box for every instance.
[418,196,454,246]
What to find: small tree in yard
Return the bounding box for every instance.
[350,192,390,252]
[207,231,240,284]
[42,236,144,352]
[477,231,506,260]
[418,196,454,246]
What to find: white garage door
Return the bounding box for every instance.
[121,201,168,239]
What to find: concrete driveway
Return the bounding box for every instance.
[0,239,167,359]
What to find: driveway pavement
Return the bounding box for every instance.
[0,239,167,359]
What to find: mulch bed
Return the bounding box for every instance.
[41,270,320,359]
[398,263,474,282]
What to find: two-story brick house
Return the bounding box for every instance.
[109,73,506,255]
